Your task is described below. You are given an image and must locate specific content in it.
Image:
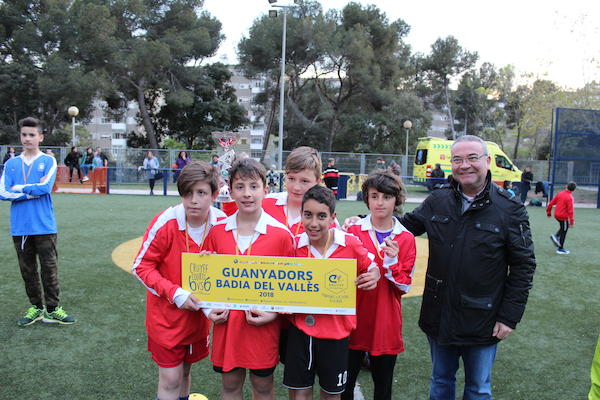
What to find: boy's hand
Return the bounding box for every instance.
[198,250,215,256]
[342,216,360,231]
[208,309,229,324]
[381,238,399,258]
[245,309,277,326]
[180,294,202,311]
[356,268,380,291]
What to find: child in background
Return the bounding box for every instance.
[263,146,328,236]
[342,171,416,400]
[503,180,515,198]
[284,185,380,400]
[203,158,295,400]
[0,117,75,326]
[547,181,576,255]
[132,161,226,400]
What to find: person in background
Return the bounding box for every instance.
[266,166,279,194]
[95,147,109,167]
[323,158,340,196]
[0,117,76,326]
[520,166,534,204]
[503,180,515,198]
[376,158,386,170]
[173,151,191,182]
[3,146,17,164]
[210,154,220,168]
[64,146,83,184]
[590,335,600,400]
[547,181,576,255]
[139,151,161,195]
[388,161,402,178]
[80,147,94,182]
[428,163,445,191]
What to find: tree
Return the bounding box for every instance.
[0,0,102,144]
[155,63,249,149]
[422,36,478,139]
[239,2,421,153]
[238,0,323,153]
[96,0,224,149]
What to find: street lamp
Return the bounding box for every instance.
[68,106,79,145]
[403,119,412,177]
[268,0,297,170]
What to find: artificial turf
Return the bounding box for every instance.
[0,193,597,399]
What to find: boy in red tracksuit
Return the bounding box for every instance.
[203,158,295,400]
[262,146,329,236]
[132,162,226,400]
[547,181,576,255]
[284,185,380,400]
[343,170,416,400]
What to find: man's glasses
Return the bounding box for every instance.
[451,154,487,165]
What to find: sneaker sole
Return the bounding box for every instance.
[18,315,43,327]
[42,317,75,325]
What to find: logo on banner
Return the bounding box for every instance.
[325,269,348,294]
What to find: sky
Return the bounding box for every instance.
[202,0,600,89]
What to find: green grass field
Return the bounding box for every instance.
[0,194,598,399]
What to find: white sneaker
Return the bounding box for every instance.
[82,176,90,182]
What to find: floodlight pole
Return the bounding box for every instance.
[270,2,295,170]
[403,120,412,177]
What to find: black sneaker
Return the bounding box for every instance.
[43,306,76,325]
[18,306,44,326]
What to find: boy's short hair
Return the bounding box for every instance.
[361,170,405,211]
[18,117,43,133]
[177,161,220,196]
[229,158,267,185]
[302,185,336,215]
[285,146,322,180]
[567,181,577,191]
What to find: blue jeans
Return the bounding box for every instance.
[81,163,92,177]
[427,336,497,400]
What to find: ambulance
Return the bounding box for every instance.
[413,137,521,185]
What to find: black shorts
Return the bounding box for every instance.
[212,365,276,378]
[283,324,349,394]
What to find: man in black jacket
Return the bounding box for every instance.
[399,135,536,399]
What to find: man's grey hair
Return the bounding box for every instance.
[452,135,488,155]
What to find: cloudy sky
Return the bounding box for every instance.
[202,0,599,89]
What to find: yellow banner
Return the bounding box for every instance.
[181,254,356,315]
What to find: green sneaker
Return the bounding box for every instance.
[42,306,75,325]
[18,306,44,326]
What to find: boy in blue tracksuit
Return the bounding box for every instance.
[0,117,75,326]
